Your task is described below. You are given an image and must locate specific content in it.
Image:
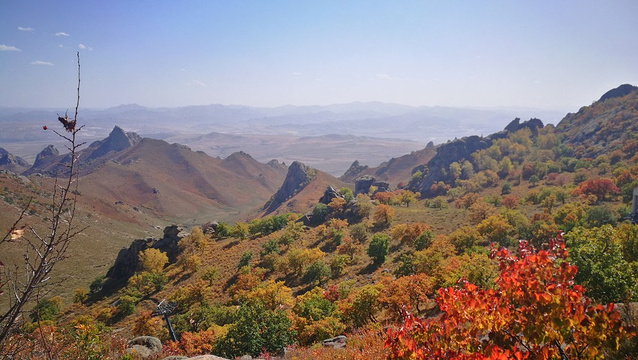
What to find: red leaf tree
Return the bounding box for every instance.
[385,239,630,359]
[572,178,620,202]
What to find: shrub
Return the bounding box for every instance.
[29,297,61,322]
[237,251,253,269]
[368,233,390,265]
[301,260,331,285]
[139,248,169,273]
[214,303,296,358]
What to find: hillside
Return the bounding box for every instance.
[556,84,638,157]
[2,85,638,359]
[262,161,350,216]
[340,142,437,186]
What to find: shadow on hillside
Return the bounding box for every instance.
[223,273,239,291]
[223,240,240,250]
[171,272,193,285]
[358,262,380,275]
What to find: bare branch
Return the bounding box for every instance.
[0,52,87,351]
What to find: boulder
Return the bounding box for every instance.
[322,335,347,349]
[354,175,376,195]
[373,181,390,193]
[319,186,343,205]
[126,336,162,359]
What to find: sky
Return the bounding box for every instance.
[1,0,637,111]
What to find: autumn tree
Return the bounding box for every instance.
[572,178,620,202]
[391,222,431,247]
[338,284,383,328]
[467,201,497,225]
[368,233,390,265]
[373,204,394,228]
[380,274,435,317]
[385,239,630,359]
[139,248,169,273]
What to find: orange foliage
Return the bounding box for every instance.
[571,178,620,202]
[164,329,217,357]
[385,239,630,359]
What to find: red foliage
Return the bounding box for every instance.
[571,178,620,202]
[385,239,630,359]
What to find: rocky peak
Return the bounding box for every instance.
[0,147,30,172]
[340,160,369,182]
[263,161,314,213]
[32,145,60,169]
[86,126,141,160]
[598,84,638,102]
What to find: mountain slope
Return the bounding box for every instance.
[340,142,437,186]
[78,137,287,225]
[262,161,349,215]
[556,84,638,157]
[0,147,29,173]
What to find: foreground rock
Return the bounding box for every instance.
[126,336,162,358]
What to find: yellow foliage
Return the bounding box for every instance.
[139,248,168,274]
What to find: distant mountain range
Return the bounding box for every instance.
[0,102,565,175]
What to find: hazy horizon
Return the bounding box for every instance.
[1,1,637,111]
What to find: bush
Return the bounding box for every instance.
[29,297,61,322]
[214,303,296,358]
[117,295,139,316]
[237,251,253,269]
[368,233,390,265]
[301,260,331,285]
[584,205,619,228]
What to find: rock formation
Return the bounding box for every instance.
[0,147,29,173]
[318,186,344,205]
[105,225,184,285]
[263,161,314,214]
[85,125,141,161]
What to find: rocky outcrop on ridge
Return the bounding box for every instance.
[85,125,141,161]
[0,147,30,173]
[340,160,369,182]
[416,118,547,197]
[263,161,315,214]
[105,225,184,286]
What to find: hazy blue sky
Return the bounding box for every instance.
[1,1,636,110]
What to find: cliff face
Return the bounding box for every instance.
[263,161,314,214]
